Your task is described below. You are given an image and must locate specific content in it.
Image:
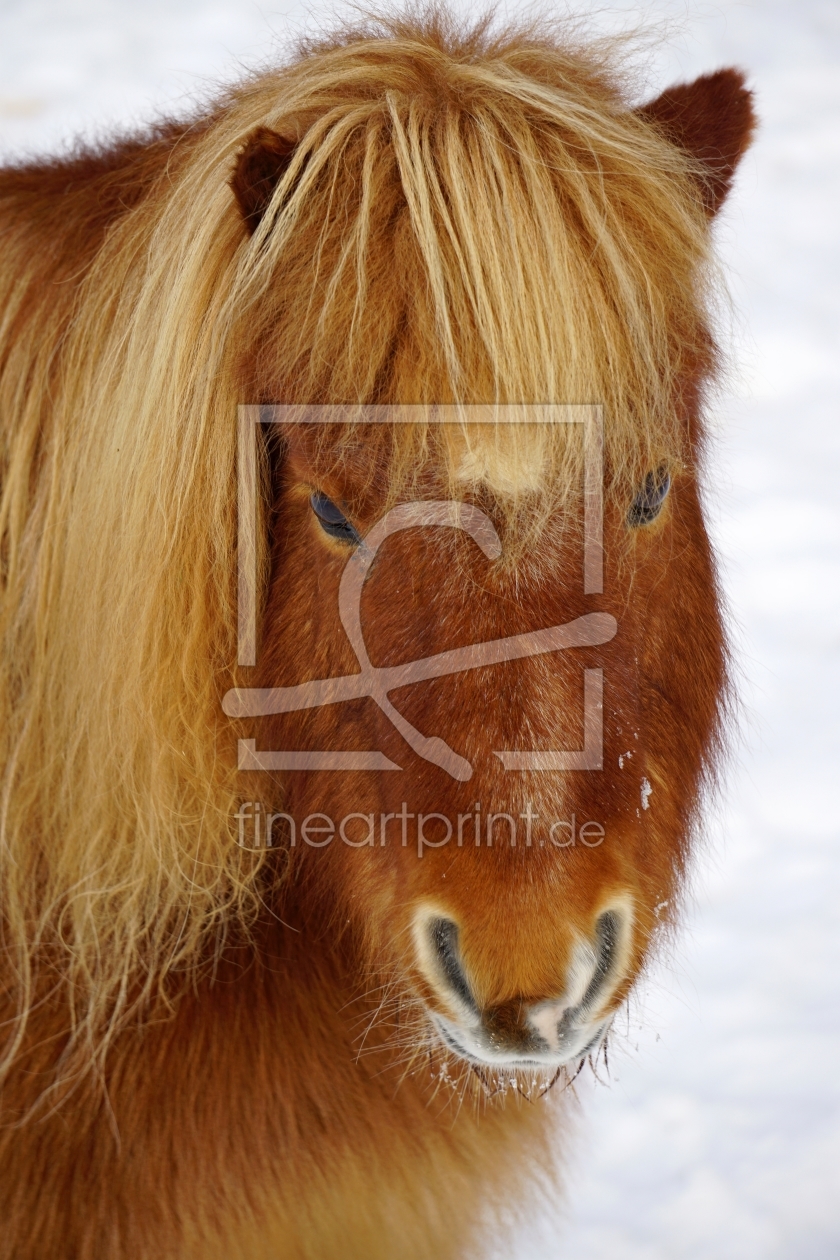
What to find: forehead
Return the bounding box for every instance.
[279,416,587,513]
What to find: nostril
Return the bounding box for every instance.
[578,910,622,1013]
[426,917,477,1015]
[525,905,631,1058]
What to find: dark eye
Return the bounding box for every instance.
[628,468,671,527]
[309,492,361,545]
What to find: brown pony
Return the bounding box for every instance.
[0,10,754,1258]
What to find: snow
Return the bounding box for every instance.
[2,2,838,1257]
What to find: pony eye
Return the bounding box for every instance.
[628,468,671,527]
[309,492,361,545]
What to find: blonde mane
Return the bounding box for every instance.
[0,8,716,1080]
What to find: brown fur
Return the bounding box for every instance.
[0,10,754,1257]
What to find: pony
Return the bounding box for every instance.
[0,9,754,1257]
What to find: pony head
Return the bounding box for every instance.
[224,17,754,1074]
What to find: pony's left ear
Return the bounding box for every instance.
[637,69,756,217]
[231,126,298,234]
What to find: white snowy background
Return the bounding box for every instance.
[1,2,837,1257]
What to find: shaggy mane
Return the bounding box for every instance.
[0,7,717,1079]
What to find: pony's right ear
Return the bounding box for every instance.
[231,127,298,234]
[637,69,756,217]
